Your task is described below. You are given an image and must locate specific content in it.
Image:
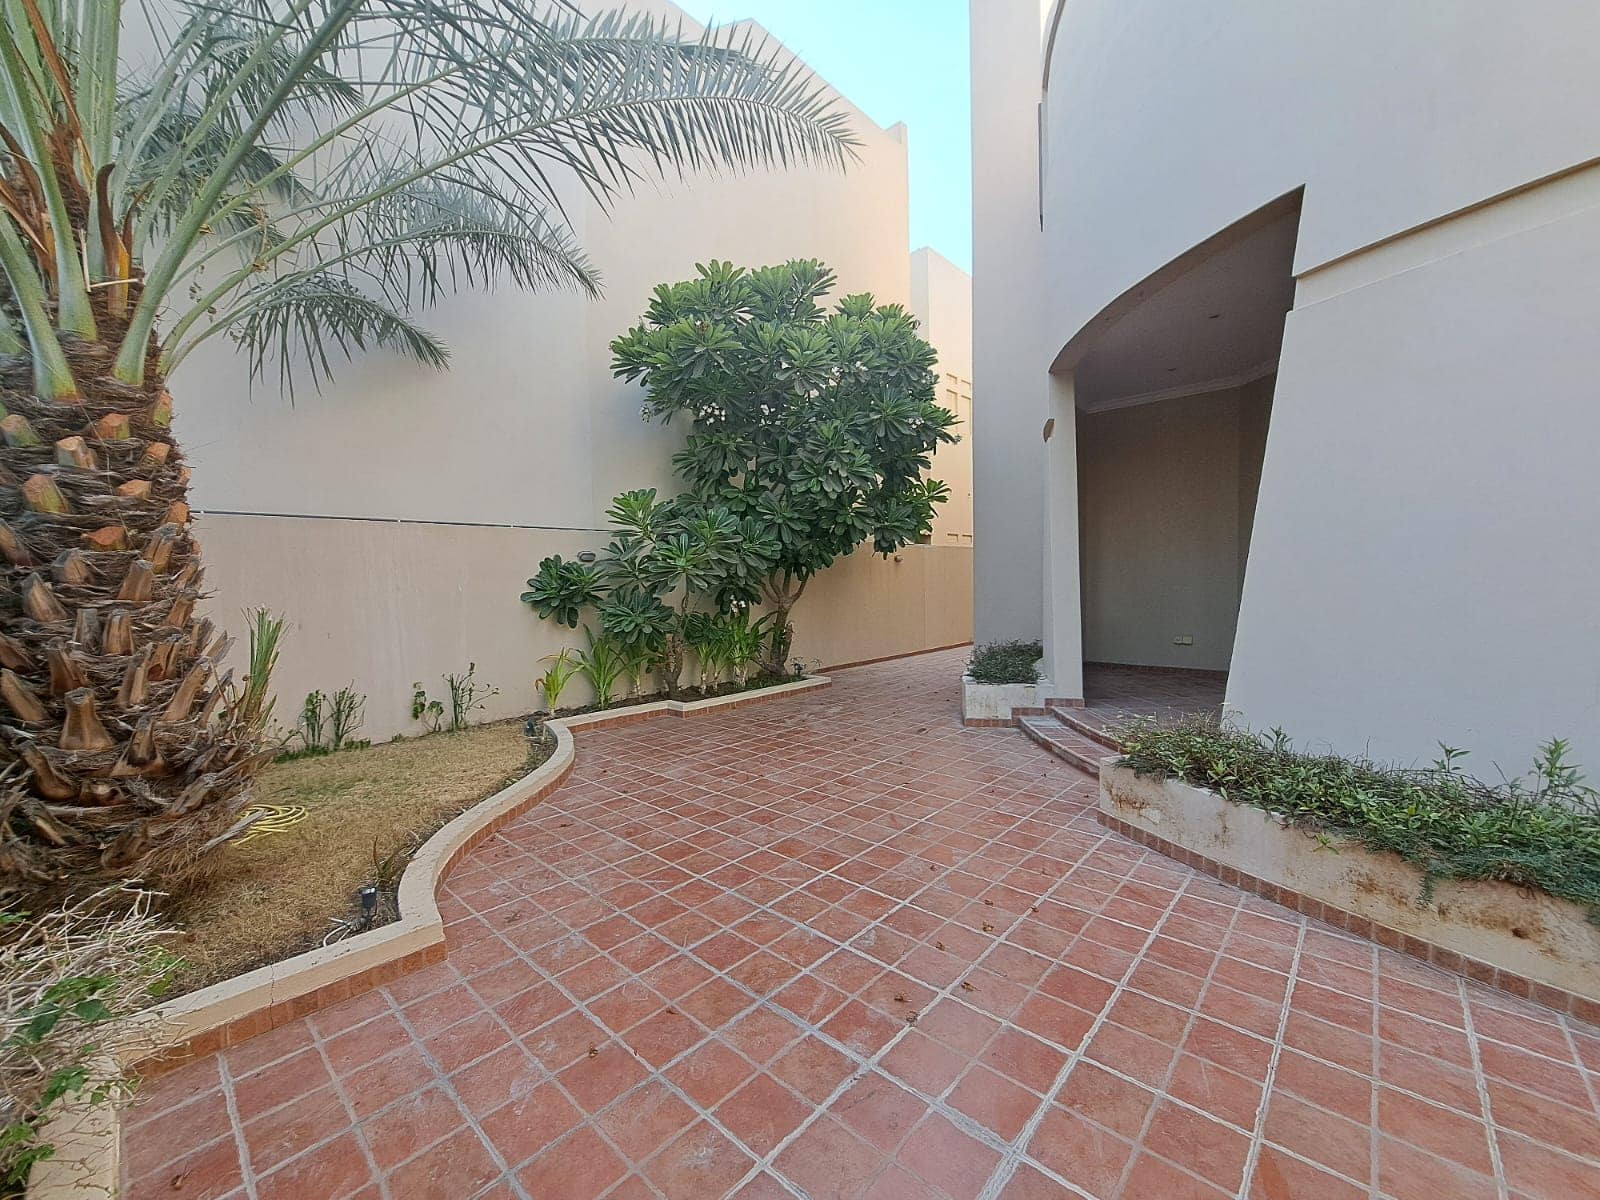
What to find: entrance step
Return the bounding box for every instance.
[1017,714,1116,774]
[1048,707,1124,752]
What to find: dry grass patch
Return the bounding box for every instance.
[160,719,542,996]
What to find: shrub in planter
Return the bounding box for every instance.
[966,640,1043,685]
[1118,721,1600,918]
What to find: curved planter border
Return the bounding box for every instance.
[1098,760,1600,1022]
[137,674,830,1071]
[26,675,829,1200]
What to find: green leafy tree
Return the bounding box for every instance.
[610,260,958,672]
[0,1,853,898]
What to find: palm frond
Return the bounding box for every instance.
[225,271,449,395]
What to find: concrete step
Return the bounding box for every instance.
[1048,707,1124,752]
[1017,714,1114,775]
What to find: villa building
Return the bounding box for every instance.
[973,0,1600,771]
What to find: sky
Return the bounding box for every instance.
[679,1,973,272]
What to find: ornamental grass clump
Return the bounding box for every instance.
[966,640,1042,685]
[1117,720,1600,920]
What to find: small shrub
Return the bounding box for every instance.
[410,683,444,733]
[327,686,367,750]
[536,649,581,714]
[966,640,1042,685]
[1118,721,1600,919]
[573,630,625,709]
[294,685,369,757]
[443,665,497,732]
[412,666,496,734]
[2,889,181,1190]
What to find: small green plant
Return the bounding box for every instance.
[292,685,368,757]
[299,690,330,754]
[536,649,581,714]
[231,608,289,730]
[443,664,497,732]
[719,607,769,686]
[1118,720,1600,920]
[966,640,1042,685]
[521,557,604,628]
[410,683,445,733]
[573,630,627,710]
[619,644,657,698]
[683,612,726,689]
[327,686,368,750]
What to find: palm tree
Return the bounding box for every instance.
[0,0,855,901]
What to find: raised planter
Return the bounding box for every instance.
[961,674,1058,726]
[27,674,830,1199]
[1099,761,1600,1016]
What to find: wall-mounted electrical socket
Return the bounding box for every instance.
[1172,635,1194,646]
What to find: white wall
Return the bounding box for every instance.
[911,247,974,544]
[1228,193,1600,771]
[980,0,1600,768]
[1077,384,1270,672]
[1038,0,1600,348]
[969,0,1052,646]
[197,516,970,738]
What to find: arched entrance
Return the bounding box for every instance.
[1057,195,1300,720]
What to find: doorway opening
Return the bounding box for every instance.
[1070,199,1299,718]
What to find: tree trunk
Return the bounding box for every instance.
[660,632,685,700]
[761,576,806,677]
[0,341,273,906]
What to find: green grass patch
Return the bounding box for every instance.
[966,640,1043,685]
[1116,720,1600,920]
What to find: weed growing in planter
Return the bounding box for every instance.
[536,650,581,715]
[1118,720,1600,919]
[412,666,498,734]
[292,686,368,757]
[966,640,1043,684]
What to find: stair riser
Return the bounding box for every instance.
[1051,710,1123,752]
[1018,720,1105,775]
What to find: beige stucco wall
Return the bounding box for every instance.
[1077,381,1272,672]
[158,2,974,738]
[911,248,974,546]
[196,515,969,740]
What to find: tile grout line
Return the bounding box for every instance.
[1232,919,1320,1199]
[1458,976,1511,1200]
[382,997,538,1200]
[440,770,1436,1193]
[137,658,1590,1199]
[306,1018,397,1200]
[214,1053,260,1200]
[1366,939,1381,1198]
[727,813,1140,1199]
[973,866,1208,1200]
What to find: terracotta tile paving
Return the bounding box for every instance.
[121,649,1600,1199]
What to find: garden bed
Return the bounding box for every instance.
[160,719,548,997]
[960,640,1053,725]
[1104,721,1600,1012]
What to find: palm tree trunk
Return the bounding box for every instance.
[0,340,272,904]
